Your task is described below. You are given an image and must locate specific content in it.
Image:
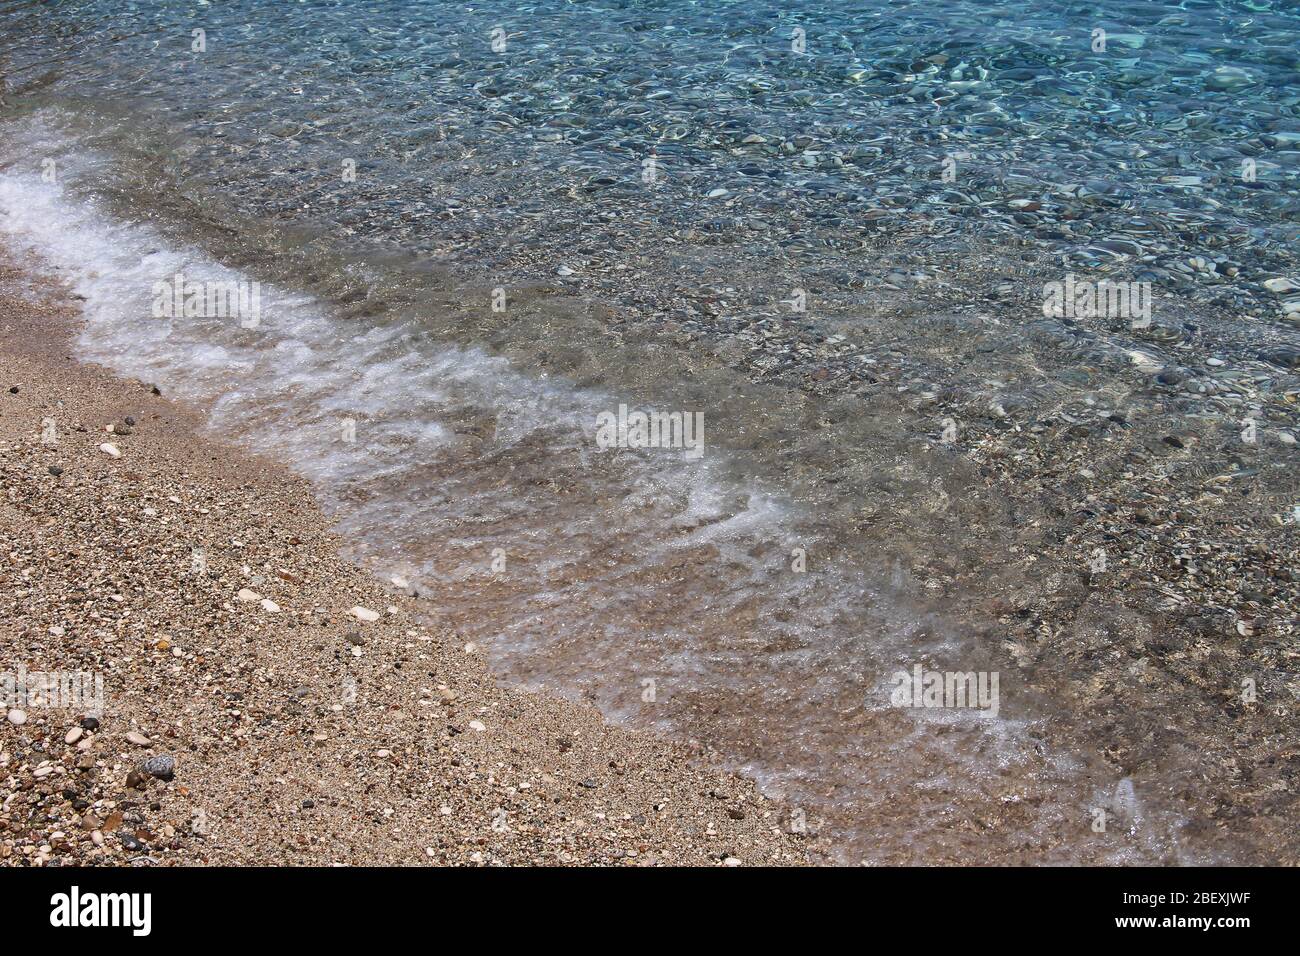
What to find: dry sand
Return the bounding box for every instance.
[0,256,820,866]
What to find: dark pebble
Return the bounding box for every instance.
[141,755,176,781]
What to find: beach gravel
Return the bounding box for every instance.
[0,260,818,867]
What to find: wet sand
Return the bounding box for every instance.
[0,256,820,866]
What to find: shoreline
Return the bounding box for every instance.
[0,255,820,866]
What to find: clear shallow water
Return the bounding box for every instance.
[1,1,1297,863]
[1,0,1297,319]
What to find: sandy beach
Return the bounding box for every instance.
[0,256,819,866]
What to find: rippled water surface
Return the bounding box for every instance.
[0,1,1297,864]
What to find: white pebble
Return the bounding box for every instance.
[97,443,121,458]
[126,731,150,746]
[350,605,380,622]
[6,709,26,726]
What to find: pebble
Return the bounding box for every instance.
[7,709,26,726]
[468,719,486,732]
[350,605,380,622]
[65,727,83,745]
[141,755,176,780]
[97,443,121,458]
[48,465,63,476]
[125,731,150,746]
[260,598,281,613]
[237,588,261,602]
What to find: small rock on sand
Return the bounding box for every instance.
[98,443,121,458]
[141,755,176,780]
[350,605,380,622]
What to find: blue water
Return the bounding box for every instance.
[1,0,1297,316]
